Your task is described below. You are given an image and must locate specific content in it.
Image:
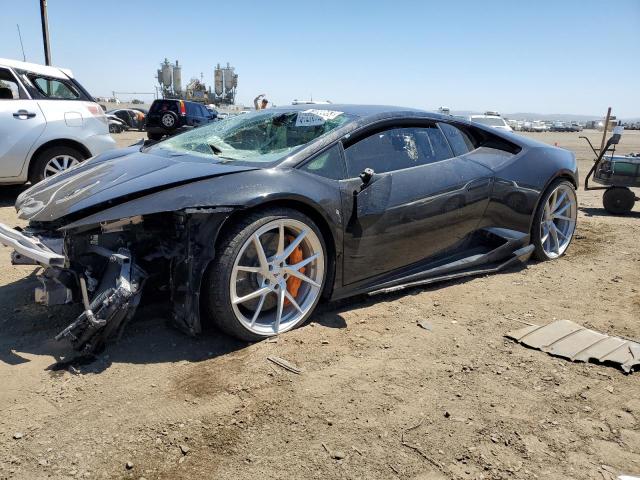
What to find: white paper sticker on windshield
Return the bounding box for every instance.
[295,109,343,127]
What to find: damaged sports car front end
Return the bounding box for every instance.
[3,156,244,352]
[0,107,355,352]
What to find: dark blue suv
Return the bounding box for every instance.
[145,99,217,140]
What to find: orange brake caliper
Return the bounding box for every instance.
[284,235,305,306]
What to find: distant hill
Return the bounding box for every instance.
[450,110,639,123]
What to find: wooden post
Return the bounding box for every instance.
[599,107,611,153]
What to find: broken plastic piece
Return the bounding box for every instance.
[506,319,639,373]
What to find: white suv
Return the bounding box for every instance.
[469,114,514,132]
[0,58,116,184]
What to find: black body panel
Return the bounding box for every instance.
[339,157,493,284]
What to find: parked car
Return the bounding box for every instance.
[530,121,549,132]
[106,108,145,131]
[0,105,578,352]
[469,114,513,132]
[145,99,217,140]
[107,114,127,133]
[551,121,569,132]
[0,58,115,184]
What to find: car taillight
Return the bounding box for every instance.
[179,100,186,116]
[85,102,108,125]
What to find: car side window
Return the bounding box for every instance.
[28,75,80,100]
[300,144,346,180]
[344,125,453,177]
[439,122,478,156]
[0,68,23,100]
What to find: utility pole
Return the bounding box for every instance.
[40,0,51,65]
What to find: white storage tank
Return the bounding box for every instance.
[172,60,182,94]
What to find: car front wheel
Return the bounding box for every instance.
[532,179,577,260]
[204,208,327,341]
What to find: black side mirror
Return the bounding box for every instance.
[359,168,375,190]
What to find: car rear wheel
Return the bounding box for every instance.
[31,146,85,183]
[204,208,326,341]
[532,179,577,260]
[602,187,635,215]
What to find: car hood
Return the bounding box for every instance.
[16,146,257,222]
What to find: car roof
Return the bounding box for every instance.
[151,98,201,105]
[267,104,454,122]
[0,57,73,79]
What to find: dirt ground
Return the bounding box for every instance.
[1,129,639,480]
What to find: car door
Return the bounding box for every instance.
[340,122,493,285]
[0,67,46,179]
[186,103,201,127]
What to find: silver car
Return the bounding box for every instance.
[0,58,116,184]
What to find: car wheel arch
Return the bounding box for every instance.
[215,198,339,300]
[527,172,578,235]
[28,139,91,180]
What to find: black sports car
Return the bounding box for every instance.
[0,105,578,352]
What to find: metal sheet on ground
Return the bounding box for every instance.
[506,319,639,373]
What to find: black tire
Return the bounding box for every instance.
[160,111,179,130]
[531,179,577,261]
[30,146,85,184]
[109,124,118,133]
[147,132,162,141]
[203,208,327,341]
[602,187,635,215]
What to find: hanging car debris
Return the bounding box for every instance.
[506,319,640,373]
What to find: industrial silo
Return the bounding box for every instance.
[161,59,172,88]
[223,64,237,90]
[172,60,182,94]
[214,64,224,96]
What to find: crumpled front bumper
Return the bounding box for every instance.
[0,222,146,353]
[0,223,65,267]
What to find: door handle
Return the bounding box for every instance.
[13,110,36,119]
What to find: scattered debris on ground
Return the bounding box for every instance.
[507,319,640,373]
[267,355,302,374]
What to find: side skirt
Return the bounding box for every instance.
[368,244,533,296]
[331,228,533,300]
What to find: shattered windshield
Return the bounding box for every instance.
[149,109,354,163]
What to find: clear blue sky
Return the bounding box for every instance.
[1,0,639,117]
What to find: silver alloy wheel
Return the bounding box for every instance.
[540,183,577,258]
[44,154,80,177]
[230,219,324,336]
